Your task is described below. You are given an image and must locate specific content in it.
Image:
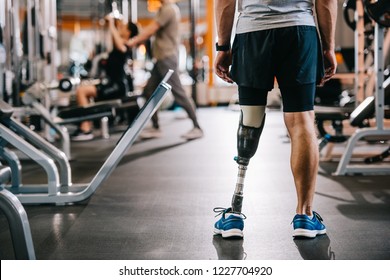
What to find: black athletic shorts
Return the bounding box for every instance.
[95,80,127,102]
[230,25,324,112]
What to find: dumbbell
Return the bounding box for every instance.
[58,77,103,92]
[364,0,390,28]
[343,0,373,30]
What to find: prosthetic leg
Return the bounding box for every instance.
[213,106,266,238]
[231,106,266,213]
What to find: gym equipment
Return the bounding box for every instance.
[20,81,74,159]
[58,77,105,92]
[0,166,35,260]
[0,100,71,191]
[343,0,373,30]
[1,70,173,204]
[334,15,390,175]
[1,0,59,147]
[231,113,266,213]
[317,78,389,156]
[349,95,376,126]
[364,146,390,163]
[0,106,35,259]
[364,0,390,28]
[317,0,390,172]
[20,78,139,162]
[19,77,140,161]
[0,42,5,100]
[316,106,353,151]
[22,0,46,84]
[343,0,357,30]
[342,0,389,105]
[316,77,390,160]
[1,0,23,106]
[55,90,140,138]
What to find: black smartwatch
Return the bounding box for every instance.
[216,43,230,52]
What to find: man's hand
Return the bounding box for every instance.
[214,0,236,83]
[319,49,337,86]
[315,0,338,86]
[214,51,233,83]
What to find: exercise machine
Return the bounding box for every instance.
[0,165,35,259]
[19,80,120,159]
[334,0,390,175]
[0,77,35,258]
[0,70,173,204]
[0,105,35,259]
[315,0,390,172]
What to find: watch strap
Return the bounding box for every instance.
[216,43,230,52]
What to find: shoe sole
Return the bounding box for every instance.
[71,136,94,141]
[293,228,327,238]
[214,228,244,238]
[139,133,162,139]
[140,135,161,139]
[181,136,203,140]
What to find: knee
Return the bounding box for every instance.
[76,85,87,97]
[75,88,83,102]
[284,111,316,136]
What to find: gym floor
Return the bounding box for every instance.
[0,107,389,260]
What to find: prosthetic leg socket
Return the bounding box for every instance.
[231,114,266,213]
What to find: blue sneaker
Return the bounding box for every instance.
[292,211,327,238]
[213,207,245,238]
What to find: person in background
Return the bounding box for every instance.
[127,0,203,140]
[71,16,138,141]
[213,0,337,238]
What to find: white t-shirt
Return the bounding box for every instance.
[236,0,316,34]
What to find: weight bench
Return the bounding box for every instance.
[57,99,121,124]
[316,99,390,172]
[57,99,121,140]
[56,96,140,138]
[315,105,355,151]
[21,83,139,159]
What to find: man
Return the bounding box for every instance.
[213,0,337,238]
[127,0,203,140]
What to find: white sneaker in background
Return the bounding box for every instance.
[181,127,204,140]
[71,128,94,141]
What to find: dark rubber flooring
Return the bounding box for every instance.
[0,108,389,260]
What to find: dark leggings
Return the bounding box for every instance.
[143,55,200,129]
[238,83,316,112]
